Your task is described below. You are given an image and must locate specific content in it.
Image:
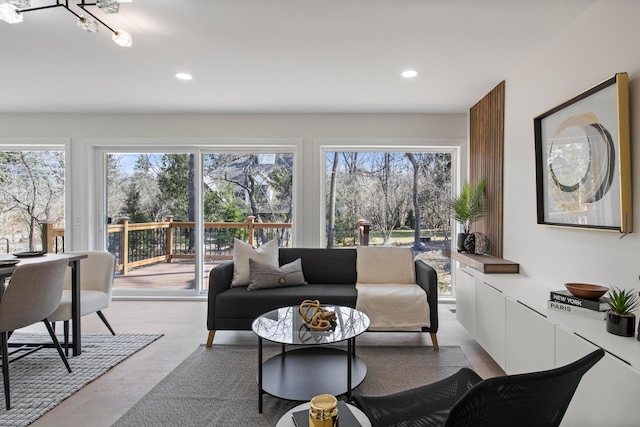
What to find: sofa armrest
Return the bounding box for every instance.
[415,259,438,333]
[207,261,234,330]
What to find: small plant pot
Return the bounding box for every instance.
[606,311,636,337]
[456,233,469,252]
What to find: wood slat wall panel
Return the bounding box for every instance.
[469,81,505,257]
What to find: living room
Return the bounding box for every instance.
[1,0,639,425]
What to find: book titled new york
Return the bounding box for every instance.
[549,290,609,311]
[292,401,362,427]
[547,300,607,320]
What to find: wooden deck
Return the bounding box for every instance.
[113,260,225,290]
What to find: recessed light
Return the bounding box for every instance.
[175,72,193,81]
[401,70,418,79]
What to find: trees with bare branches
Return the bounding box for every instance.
[0,151,64,251]
[326,151,452,248]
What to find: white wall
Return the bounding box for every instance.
[503,0,640,288]
[0,113,466,139]
[0,113,467,250]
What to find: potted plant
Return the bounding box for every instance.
[451,179,486,252]
[605,286,640,337]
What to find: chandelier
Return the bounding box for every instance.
[0,0,133,47]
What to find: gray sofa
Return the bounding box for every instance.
[206,247,439,349]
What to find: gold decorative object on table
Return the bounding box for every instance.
[309,394,339,427]
[299,299,336,331]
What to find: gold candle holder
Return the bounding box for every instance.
[309,394,339,427]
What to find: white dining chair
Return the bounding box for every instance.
[48,251,116,355]
[0,258,72,410]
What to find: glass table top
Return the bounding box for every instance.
[252,305,370,345]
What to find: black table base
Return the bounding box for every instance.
[257,342,367,413]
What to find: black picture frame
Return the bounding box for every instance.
[534,73,632,233]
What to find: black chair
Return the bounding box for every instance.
[352,348,605,427]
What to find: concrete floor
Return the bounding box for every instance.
[27,301,503,427]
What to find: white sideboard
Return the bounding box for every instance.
[455,267,640,426]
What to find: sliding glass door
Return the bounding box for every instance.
[106,152,198,294]
[201,151,294,290]
[99,141,298,296]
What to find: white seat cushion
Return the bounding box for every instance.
[356,283,430,331]
[355,247,428,331]
[47,290,110,322]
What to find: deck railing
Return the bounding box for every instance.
[40,219,66,254]
[41,216,292,275]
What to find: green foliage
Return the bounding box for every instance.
[204,184,245,222]
[334,209,358,246]
[606,286,640,315]
[451,179,486,234]
[157,154,193,221]
[405,209,415,229]
[0,152,12,184]
[122,184,152,223]
[269,166,293,208]
[202,152,293,224]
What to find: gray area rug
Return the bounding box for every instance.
[114,345,470,426]
[0,333,162,426]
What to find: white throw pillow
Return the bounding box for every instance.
[231,238,279,287]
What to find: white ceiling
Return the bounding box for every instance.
[0,0,596,114]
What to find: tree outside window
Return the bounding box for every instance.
[0,150,65,253]
[326,151,452,294]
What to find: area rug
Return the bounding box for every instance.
[0,333,162,426]
[113,345,470,426]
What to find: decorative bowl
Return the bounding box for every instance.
[564,283,609,300]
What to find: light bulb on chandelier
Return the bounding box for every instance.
[77,15,98,33]
[0,0,134,47]
[112,30,132,47]
[0,3,22,23]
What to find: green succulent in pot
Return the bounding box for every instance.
[606,286,640,315]
[605,286,640,337]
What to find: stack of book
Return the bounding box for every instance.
[547,290,609,320]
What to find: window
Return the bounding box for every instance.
[98,145,297,296]
[202,152,293,248]
[0,149,65,253]
[325,150,453,295]
[106,152,196,292]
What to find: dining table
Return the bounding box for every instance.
[0,252,88,356]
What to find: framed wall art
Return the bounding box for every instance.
[534,72,632,233]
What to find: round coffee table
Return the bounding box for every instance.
[276,402,371,427]
[252,305,370,413]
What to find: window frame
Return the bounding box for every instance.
[86,138,302,298]
[315,138,463,247]
[0,137,71,252]
[316,138,463,298]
